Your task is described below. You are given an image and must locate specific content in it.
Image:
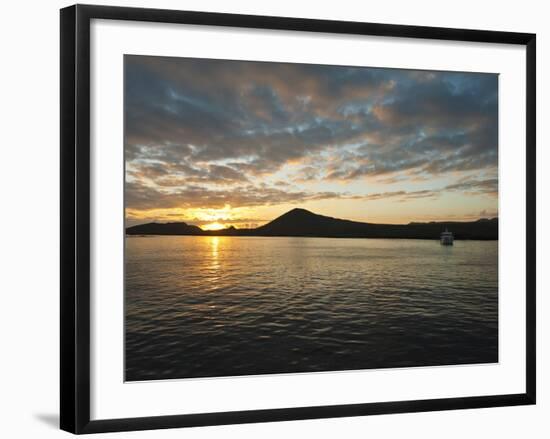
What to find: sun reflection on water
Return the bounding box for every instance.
[209,236,221,272]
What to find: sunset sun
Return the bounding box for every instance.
[202,222,226,231]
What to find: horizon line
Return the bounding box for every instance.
[126,207,499,231]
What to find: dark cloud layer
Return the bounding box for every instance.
[126,177,496,212]
[125,181,351,211]
[125,55,498,214]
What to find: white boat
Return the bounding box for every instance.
[440,229,454,245]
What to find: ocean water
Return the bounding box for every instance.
[125,236,498,381]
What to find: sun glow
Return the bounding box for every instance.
[202,222,226,231]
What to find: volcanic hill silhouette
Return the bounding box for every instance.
[255,208,376,236]
[126,208,498,240]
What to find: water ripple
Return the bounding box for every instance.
[125,236,498,381]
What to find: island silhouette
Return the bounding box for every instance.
[126,208,498,240]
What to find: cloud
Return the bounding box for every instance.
[358,178,498,203]
[128,161,249,187]
[361,189,438,202]
[124,55,498,214]
[125,180,354,211]
[126,176,497,215]
[444,178,498,196]
[125,57,405,173]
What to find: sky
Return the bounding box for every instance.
[125,55,498,230]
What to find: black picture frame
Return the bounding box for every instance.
[60,4,536,434]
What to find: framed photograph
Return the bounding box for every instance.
[60,4,536,434]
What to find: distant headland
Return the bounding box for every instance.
[126,208,498,240]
